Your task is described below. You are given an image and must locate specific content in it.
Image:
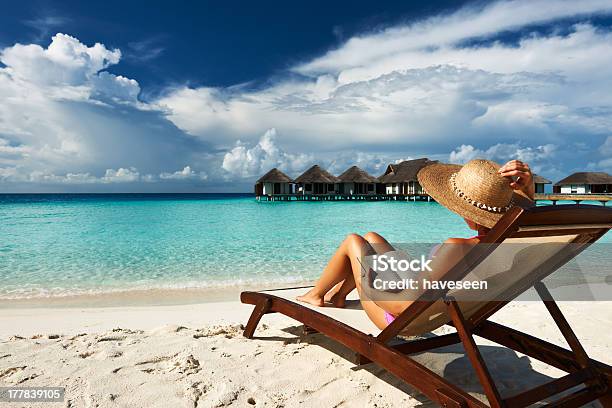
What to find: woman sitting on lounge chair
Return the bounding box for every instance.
[297,159,535,329]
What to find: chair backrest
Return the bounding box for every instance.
[380,205,612,339]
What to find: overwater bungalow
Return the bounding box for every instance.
[254,168,293,197]
[378,158,437,195]
[553,172,612,194]
[533,174,552,194]
[294,165,340,195]
[337,166,377,195]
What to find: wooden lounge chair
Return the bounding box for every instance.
[240,205,612,407]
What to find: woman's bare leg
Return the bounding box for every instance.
[342,234,388,329]
[297,234,363,307]
[323,232,395,308]
[364,231,395,253]
[297,233,389,329]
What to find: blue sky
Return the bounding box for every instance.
[0,1,463,90]
[1,0,612,192]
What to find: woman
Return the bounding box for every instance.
[297,159,535,329]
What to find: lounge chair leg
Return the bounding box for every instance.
[534,282,611,405]
[243,298,272,339]
[445,297,505,408]
[534,282,590,368]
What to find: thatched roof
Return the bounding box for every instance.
[256,168,293,183]
[337,166,378,183]
[294,165,339,183]
[533,174,552,184]
[378,158,437,183]
[555,172,612,186]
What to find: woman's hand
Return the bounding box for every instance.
[498,160,535,200]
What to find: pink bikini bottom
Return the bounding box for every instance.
[384,311,395,325]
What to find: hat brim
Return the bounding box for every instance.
[417,162,525,229]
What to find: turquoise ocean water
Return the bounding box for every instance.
[0,194,608,300]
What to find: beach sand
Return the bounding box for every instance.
[0,297,610,407]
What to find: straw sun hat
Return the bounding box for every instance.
[417,159,528,228]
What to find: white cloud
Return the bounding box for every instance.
[0,33,138,102]
[91,72,140,102]
[326,151,390,176]
[296,1,612,77]
[449,142,563,179]
[28,171,98,184]
[101,167,140,182]
[0,165,212,185]
[222,128,314,178]
[152,1,612,187]
[3,0,612,190]
[0,33,209,189]
[157,22,612,157]
[0,34,139,173]
[159,166,207,180]
[221,129,395,178]
[449,143,557,165]
[449,145,480,164]
[0,167,142,184]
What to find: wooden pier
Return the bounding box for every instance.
[256,193,432,202]
[258,193,612,205]
[535,193,611,205]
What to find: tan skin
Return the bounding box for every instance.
[297,159,535,329]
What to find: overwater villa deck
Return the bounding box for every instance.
[255,163,612,204]
[260,192,612,204]
[534,193,611,205]
[257,159,436,201]
[257,193,434,202]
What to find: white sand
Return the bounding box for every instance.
[0,299,610,407]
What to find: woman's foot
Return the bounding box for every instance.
[324,281,350,308]
[323,286,338,303]
[328,292,346,308]
[296,290,324,307]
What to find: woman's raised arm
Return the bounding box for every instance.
[498,159,535,200]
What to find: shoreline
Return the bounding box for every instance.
[0,281,315,309]
[2,280,610,309]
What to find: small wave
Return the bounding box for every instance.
[0,275,311,300]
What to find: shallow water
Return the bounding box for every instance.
[0,194,608,299]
